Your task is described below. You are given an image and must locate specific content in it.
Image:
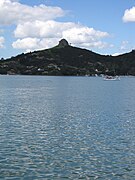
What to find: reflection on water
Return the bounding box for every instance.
[0,76,135,179]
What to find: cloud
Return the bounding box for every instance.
[0,0,65,25]
[0,36,5,48]
[112,40,131,56]
[62,26,109,47]
[123,7,135,22]
[79,41,112,49]
[120,41,129,50]
[14,20,109,41]
[12,38,41,49]
[13,20,110,51]
[1,0,112,53]
[12,37,109,52]
[12,37,58,50]
[14,20,76,38]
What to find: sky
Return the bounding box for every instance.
[0,0,135,59]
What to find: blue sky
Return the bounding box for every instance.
[0,0,135,58]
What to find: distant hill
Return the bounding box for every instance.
[0,39,135,76]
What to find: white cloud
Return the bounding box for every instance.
[120,41,129,50]
[62,26,109,48]
[13,20,110,51]
[0,0,65,25]
[123,7,135,22]
[79,41,111,49]
[12,38,40,49]
[0,36,5,48]
[14,20,76,38]
[112,40,131,56]
[12,37,59,50]
[14,20,109,41]
[0,0,112,53]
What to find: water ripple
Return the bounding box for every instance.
[0,76,135,179]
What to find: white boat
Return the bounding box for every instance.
[103,75,120,81]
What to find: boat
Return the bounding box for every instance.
[103,75,120,81]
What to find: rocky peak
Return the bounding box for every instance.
[58,39,69,47]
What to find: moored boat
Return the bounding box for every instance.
[103,75,120,81]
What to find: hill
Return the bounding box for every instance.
[0,39,135,76]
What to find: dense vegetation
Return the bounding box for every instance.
[0,40,135,76]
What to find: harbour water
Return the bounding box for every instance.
[0,75,135,179]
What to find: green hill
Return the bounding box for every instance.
[0,39,135,76]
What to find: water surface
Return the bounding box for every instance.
[0,76,135,179]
